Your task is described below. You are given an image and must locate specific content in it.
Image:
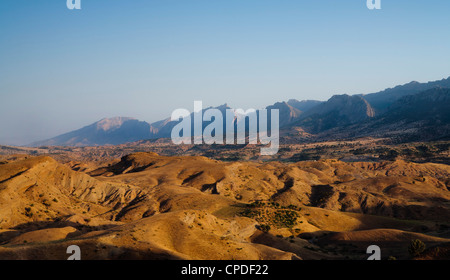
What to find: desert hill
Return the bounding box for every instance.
[0,152,449,259]
[0,155,148,229]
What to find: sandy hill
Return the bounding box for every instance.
[0,153,449,260]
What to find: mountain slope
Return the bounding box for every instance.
[287,99,323,112]
[361,77,450,112]
[363,87,450,141]
[266,101,302,127]
[31,117,156,147]
[292,94,375,134]
[382,87,450,123]
[317,87,450,142]
[27,77,450,147]
[0,155,148,229]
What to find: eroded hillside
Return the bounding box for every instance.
[0,153,449,260]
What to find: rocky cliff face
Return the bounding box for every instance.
[292,94,375,134]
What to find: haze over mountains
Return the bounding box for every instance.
[361,78,450,112]
[31,117,155,147]
[30,77,450,147]
[4,77,450,261]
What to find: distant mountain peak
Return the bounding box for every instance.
[328,94,350,100]
[291,94,375,134]
[96,117,136,131]
[266,101,303,127]
[215,103,231,111]
[362,76,450,112]
[286,99,323,112]
[268,101,291,108]
[27,76,450,148]
[31,117,153,147]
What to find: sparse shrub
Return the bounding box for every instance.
[258,224,271,233]
[24,207,33,217]
[240,208,260,218]
[249,201,264,208]
[408,239,426,257]
[380,149,399,161]
[287,204,298,210]
[273,210,299,228]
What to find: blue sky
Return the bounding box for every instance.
[1,0,450,144]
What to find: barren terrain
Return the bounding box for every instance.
[0,143,449,260]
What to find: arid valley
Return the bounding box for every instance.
[0,139,449,260]
[3,0,450,267]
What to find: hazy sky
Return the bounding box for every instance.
[1,0,450,145]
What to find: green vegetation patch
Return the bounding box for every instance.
[238,201,301,229]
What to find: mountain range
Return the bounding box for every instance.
[30,77,450,147]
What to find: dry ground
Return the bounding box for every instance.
[0,151,449,260]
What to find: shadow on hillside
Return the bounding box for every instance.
[0,217,121,245]
[0,239,184,260]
